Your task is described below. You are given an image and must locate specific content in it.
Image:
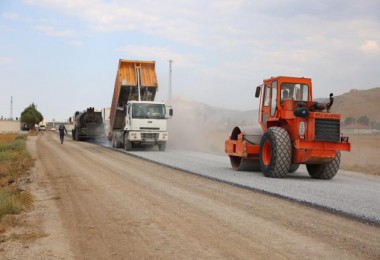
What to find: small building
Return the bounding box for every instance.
[342,124,372,135]
[0,120,20,133]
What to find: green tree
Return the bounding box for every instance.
[357,115,370,126]
[20,103,43,130]
[344,117,356,126]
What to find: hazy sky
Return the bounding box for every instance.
[1,0,379,121]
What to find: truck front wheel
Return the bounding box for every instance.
[259,127,292,178]
[75,129,80,141]
[158,142,166,151]
[124,134,132,151]
[306,151,341,180]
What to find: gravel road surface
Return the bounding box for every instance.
[127,149,380,224]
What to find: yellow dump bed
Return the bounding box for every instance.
[109,59,159,139]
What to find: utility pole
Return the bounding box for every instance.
[168,60,173,106]
[10,96,13,120]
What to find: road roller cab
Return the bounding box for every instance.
[225,76,351,180]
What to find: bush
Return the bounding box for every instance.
[0,189,33,218]
[0,134,34,219]
[15,135,24,140]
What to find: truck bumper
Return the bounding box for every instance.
[128,131,168,144]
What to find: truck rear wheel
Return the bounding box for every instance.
[306,151,341,180]
[259,127,292,178]
[112,133,121,148]
[230,157,260,171]
[75,130,81,141]
[114,133,122,148]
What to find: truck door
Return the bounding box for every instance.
[259,84,271,130]
[125,104,131,130]
[270,81,278,118]
[259,81,278,131]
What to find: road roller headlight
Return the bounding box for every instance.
[299,121,306,138]
[294,107,309,118]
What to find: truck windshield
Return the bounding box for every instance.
[132,103,166,119]
[280,83,309,102]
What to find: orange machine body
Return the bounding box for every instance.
[225,76,350,165]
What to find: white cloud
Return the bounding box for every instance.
[68,40,83,46]
[22,0,380,53]
[360,40,380,55]
[18,0,380,110]
[0,24,13,32]
[23,0,252,48]
[1,12,20,20]
[33,25,76,37]
[0,56,15,64]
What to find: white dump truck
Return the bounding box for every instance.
[108,59,173,151]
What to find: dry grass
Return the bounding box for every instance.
[0,134,34,219]
[0,189,33,217]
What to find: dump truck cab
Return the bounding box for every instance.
[225,76,350,180]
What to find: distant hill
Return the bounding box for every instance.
[330,88,380,122]
[171,96,258,127]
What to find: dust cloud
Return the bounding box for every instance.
[167,97,259,154]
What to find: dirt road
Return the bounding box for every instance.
[2,132,379,259]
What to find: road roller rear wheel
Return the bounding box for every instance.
[229,156,260,171]
[228,126,261,172]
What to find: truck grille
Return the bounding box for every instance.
[141,133,159,140]
[315,119,340,142]
[140,127,159,130]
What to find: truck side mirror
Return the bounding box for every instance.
[255,86,261,98]
[169,108,173,117]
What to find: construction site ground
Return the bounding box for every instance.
[0,131,379,259]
